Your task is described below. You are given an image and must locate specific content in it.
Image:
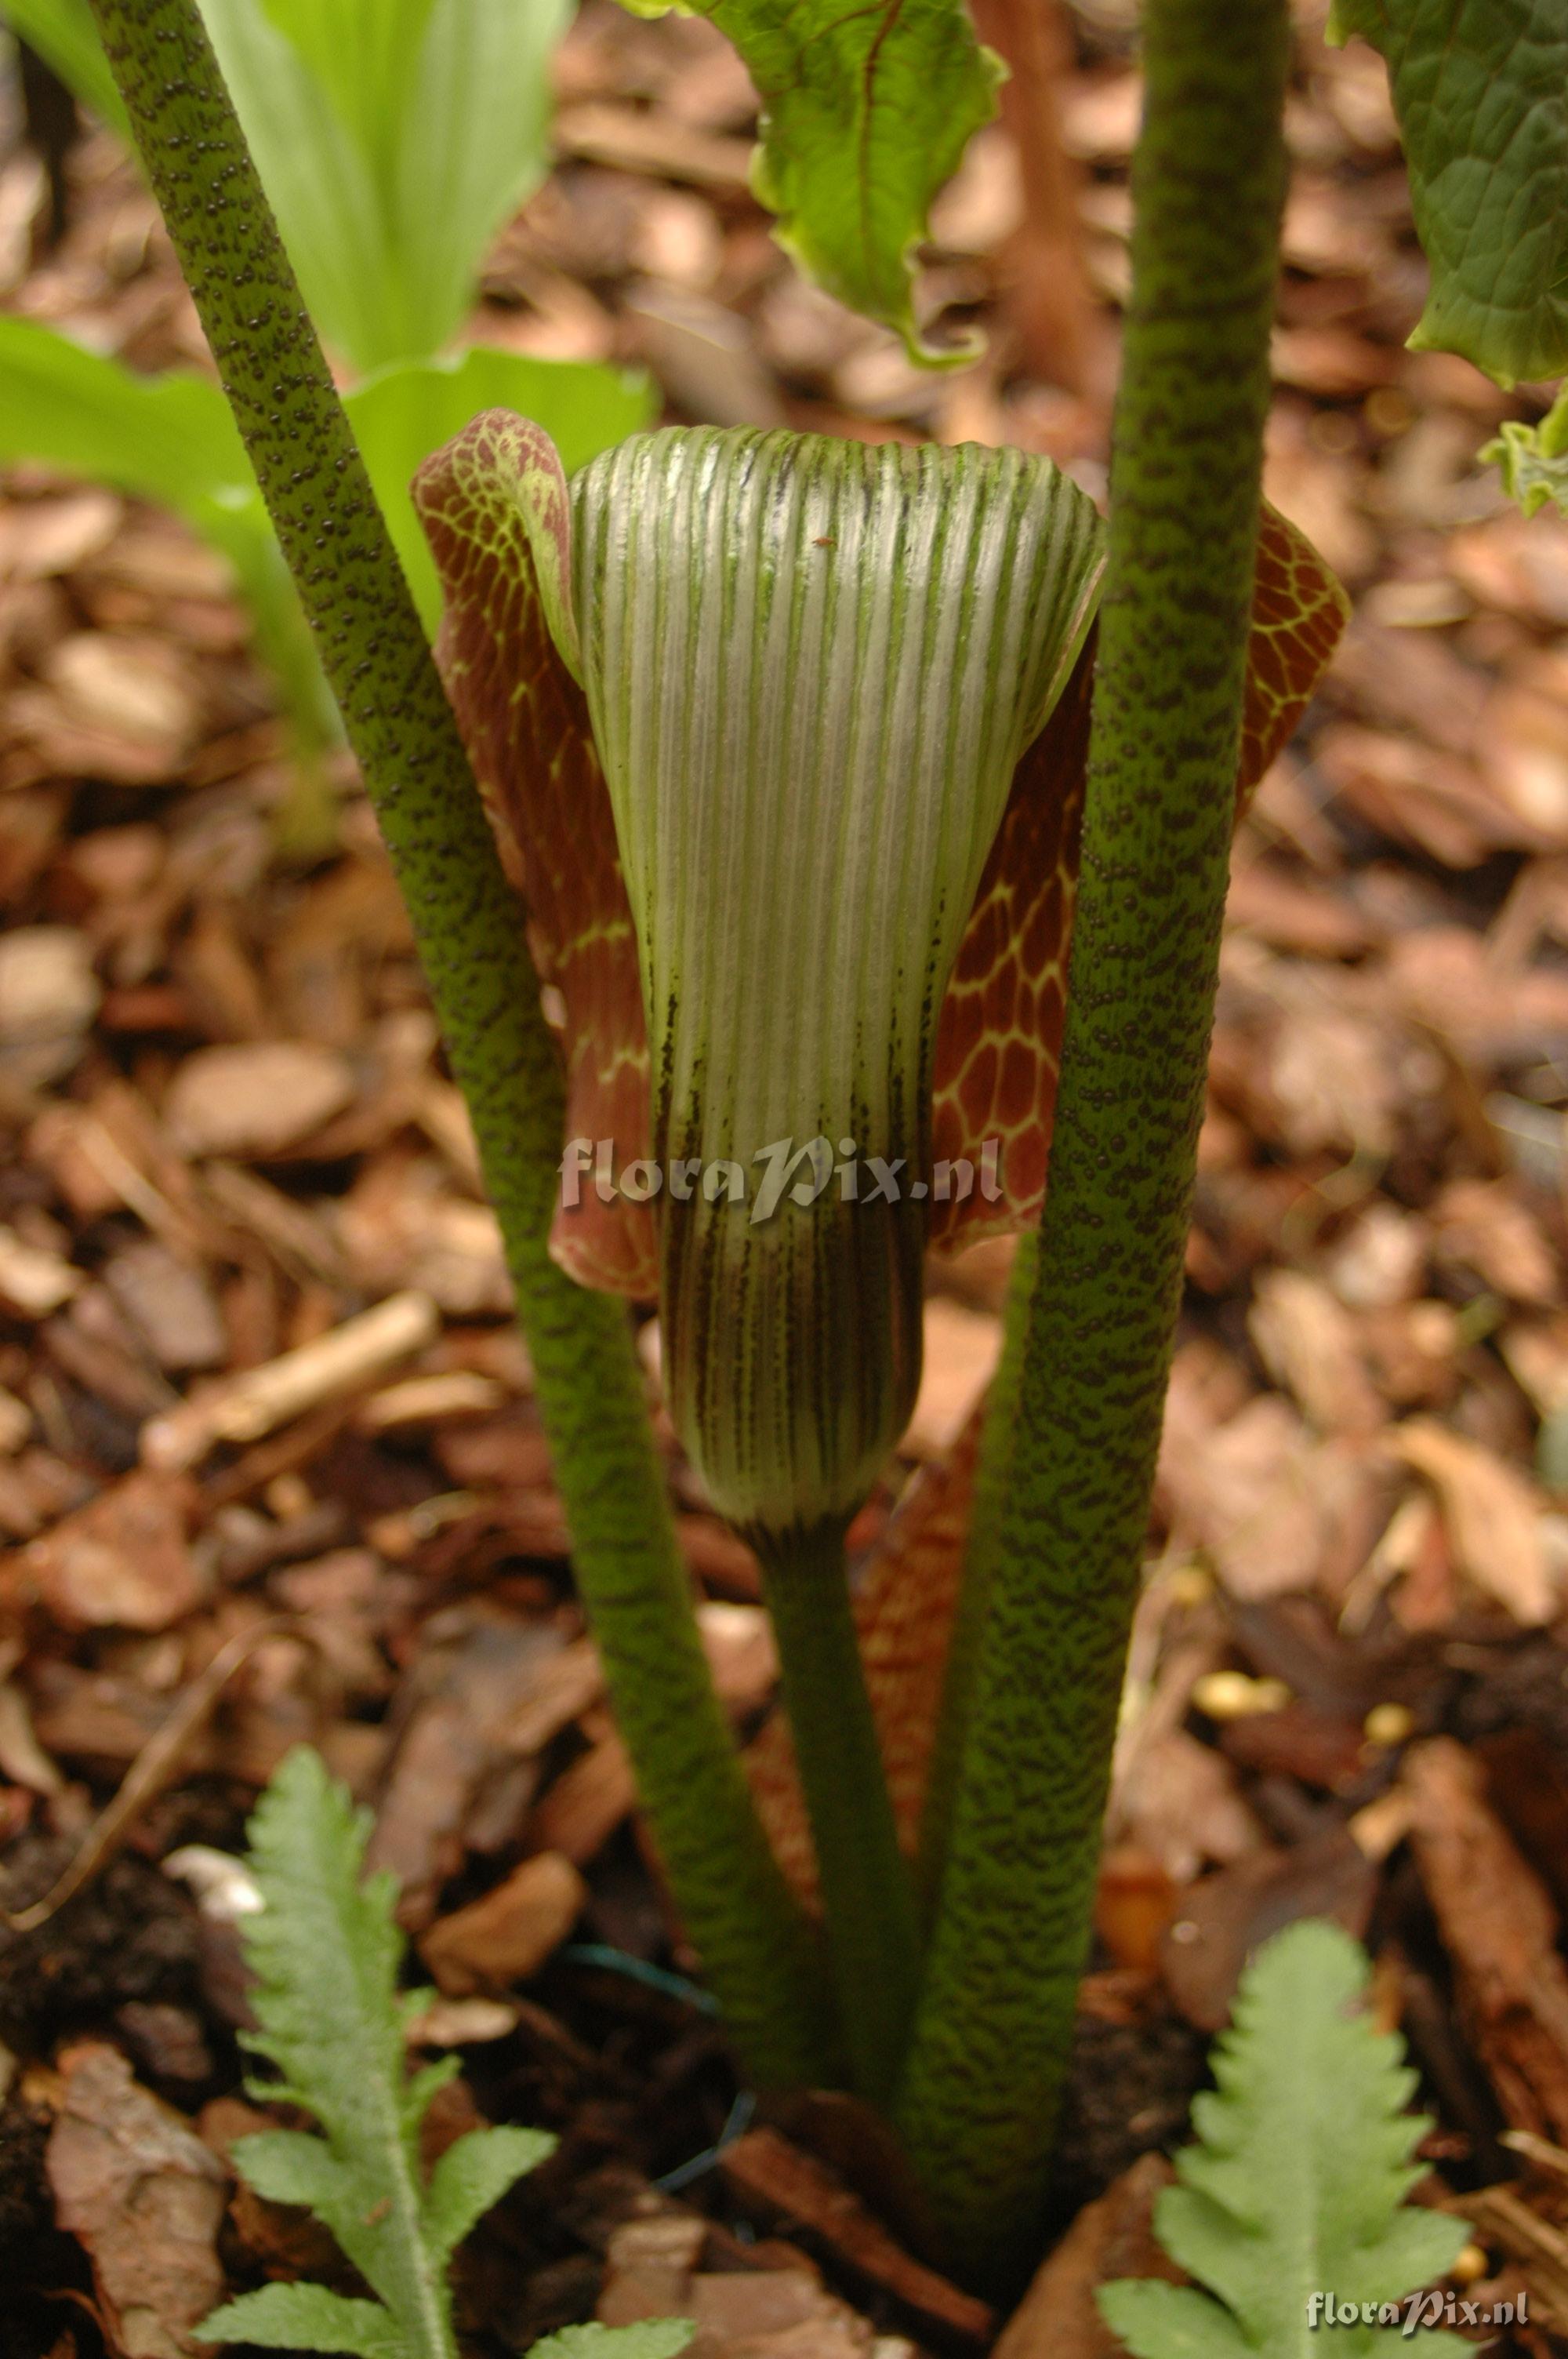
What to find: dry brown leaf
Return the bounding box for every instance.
[1390,1419,1555,1625]
[1248,1268,1384,1432]
[0,925,100,1091]
[1113,1727,1265,1885]
[1158,1393,1385,1602]
[18,1469,205,1632]
[1432,1178,1559,1307]
[717,2127,995,2349]
[419,1849,586,1996]
[46,2041,227,2359]
[163,1040,357,1161]
[1404,1739,1568,2144]
[993,2151,1178,2357]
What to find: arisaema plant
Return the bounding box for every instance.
[409,411,1345,2107]
[72,0,1567,2306]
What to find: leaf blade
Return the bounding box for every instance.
[1330,0,1568,385]
[618,0,1002,363]
[527,2328,695,2358]
[196,2281,411,2357]
[422,2125,555,2262]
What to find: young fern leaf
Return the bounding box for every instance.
[530,2331,695,2357]
[1485,384,1568,520]
[194,1746,555,2359]
[1098,1922,1471,2358]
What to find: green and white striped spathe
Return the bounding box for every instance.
[572,427,1102,1543]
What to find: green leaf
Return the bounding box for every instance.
[615,0,1002,365]
[528,2328,695,2358]
[1098,1921,1471,2357]
[1096,2281,1254,2359]
[346,347,655,633]
[198,0,568,373]
[1484,383,1568,517]
[570,424,1102,1538]
[229,2126,352,2217]
[423,2125,555,2263]
[0,314,339,754]
[14,0,570,376]
[197,2281,412,2357]
[1327,0,1568,385]
[1,0,130,132]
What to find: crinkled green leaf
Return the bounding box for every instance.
[528,2328,695,2358]
[1,0,129,130]
[572,425,1102,1538]
[1328,0,1568,385]
[346,348,654,633]
[197,2281,412,2357]
[1484,382,1568,517]
[1098,1922,1470,2357]
[615,0,1001,365]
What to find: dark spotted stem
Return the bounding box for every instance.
[89,0,829,2091]
[758,1528,922,2105]
[895,0,1291,2290]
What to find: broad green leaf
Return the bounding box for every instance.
[348,348,655,634]
[1328,0,1568,385]
[198,2281,412,2357]
[1484,383,1568,518]
[0,314,338,754]
[0,312,249,506]
[573,426,1102,1538]
[230,2127,351,2219]
[1,0,129,133]
[257,0,437,178]
[529,2329,695,2357]
[615,0,1002,365]
[198,0,568,373]
[1099,1922,1469,2357]
[20,0,568,375]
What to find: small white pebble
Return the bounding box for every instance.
[163,1844,264,1921]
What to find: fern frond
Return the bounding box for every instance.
[1098,1921,1471,2358]
[194,1747,557,2359]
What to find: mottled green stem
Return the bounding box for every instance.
[914,1228,1034,1916]
[90,0,828,2090]
[759,1530,922,2104]
[896,0,1290,2288]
